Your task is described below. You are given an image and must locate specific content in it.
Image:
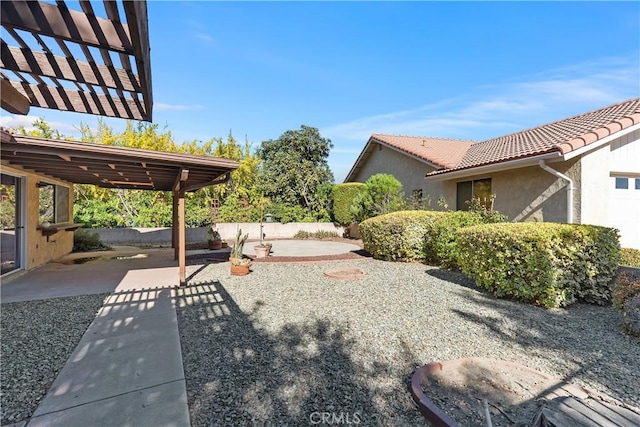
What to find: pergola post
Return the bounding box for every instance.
[172,190,179,257]
[178,189,186,287]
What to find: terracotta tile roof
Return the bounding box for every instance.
[371,134,477,168]
[428,98,640,176]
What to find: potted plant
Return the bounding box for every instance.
[229,228,250,275]
[254,242,270,258]
[207,227,222,250]
[230,257,252,276]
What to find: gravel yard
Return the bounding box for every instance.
[0,294,107,425]
[177,259,640,426]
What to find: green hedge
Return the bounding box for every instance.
[333,183,366,226]
[621,248,640,267]
[456,223,621,308]
[359,211,448,261]
[423,210,493,267]
[358,210,496,264]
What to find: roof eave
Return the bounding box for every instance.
[344,135,446,182]
[562,122,640,161]
[425,151,562,182]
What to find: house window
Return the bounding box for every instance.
[615,177,629,189]
[636,178,640,190]
[38,183,70,224]
[456,178,492,211]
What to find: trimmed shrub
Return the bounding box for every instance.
[333,183,366,226]
[613,270,640,311]
[621,248,640,267]
[424,210,492,268]
[293,230,340,239]
[622,294,640,337]
[351,174,406,222]
[359,209,505,265]
[456,223,621,308]
[73,229,111,253]
[359,211,448,261]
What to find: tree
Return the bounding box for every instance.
[351,173,406,221]
[256,125,334,220]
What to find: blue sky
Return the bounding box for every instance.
[2,1,639,182]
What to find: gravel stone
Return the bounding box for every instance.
[176,259,640,426]
[1,294,107,425]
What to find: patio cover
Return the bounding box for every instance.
[1,0,152,121]
[1,129,240,285]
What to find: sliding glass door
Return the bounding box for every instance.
[1,173,24,275]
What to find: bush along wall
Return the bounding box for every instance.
[456,222,621,308]
[359,211,448,261]
[358,209,503,264]
[333,183,367,226]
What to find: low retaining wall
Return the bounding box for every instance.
[90,223,345,245]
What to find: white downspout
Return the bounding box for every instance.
[539,160,574,223]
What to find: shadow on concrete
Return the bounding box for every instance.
[0,248,205,303]
[25,286,189,426]
[175,281,425,426]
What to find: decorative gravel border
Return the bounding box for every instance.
[176,259,640,426]
[0,294,107,425]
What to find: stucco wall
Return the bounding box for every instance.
[580,143,610,226]
[610,128,640,173]
[350,143,454,210]
[2,164,74,270]
[93,223,345,245]
[430,159,581,223]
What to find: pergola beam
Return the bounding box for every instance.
[123,0,153,119]
[1,77,30,114]
[1,43,140,92]
[6,80,145,120]
[1,1,134,54]
[181,172,231,193]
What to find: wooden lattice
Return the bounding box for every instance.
[210,198,220,226]
[0,0,152,121]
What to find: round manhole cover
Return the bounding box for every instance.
[324,268,365,279]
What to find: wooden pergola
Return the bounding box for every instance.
[1,1,239,285]
[1,129,239,285]
[1,0,152,121]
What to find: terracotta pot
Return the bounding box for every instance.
[230,263,250,276]
[221,242,229,248]
[254,246,270,258]
[208,240,223,250]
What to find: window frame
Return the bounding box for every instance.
[456,178,492,211]
[38,182,70,225]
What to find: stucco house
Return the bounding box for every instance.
[345,98,640,249]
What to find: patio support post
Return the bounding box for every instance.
[178,189,186,286]
[172,190,178,256]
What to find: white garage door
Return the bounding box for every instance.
[610,176,640,250]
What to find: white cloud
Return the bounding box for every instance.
[0,114,80,135]
[322,56,640,144]
[194,32,214,43]
[155,103,205,111]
